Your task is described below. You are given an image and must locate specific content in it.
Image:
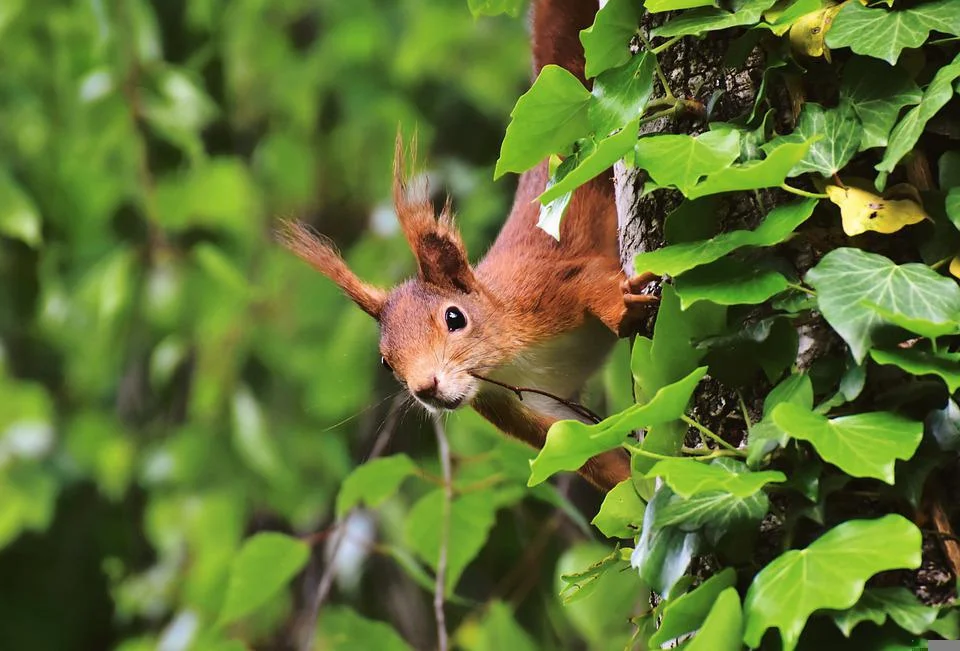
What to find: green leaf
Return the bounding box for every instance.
[742,515,923,651]
[635,200,816,276]
[825,0,960,65]
[592,478,645,539]
[0,171,41,247]
[947,187,960,231]
[829,587,941,637]
[771,404,922,484]
[467,0,525,17]
[687,588,743,651]
[840,57,922,151]
[870,348,960,393]
[647,0,717,13]
[647,457,786,498]
[763,103,859,177]
[805,248,960,362]
[316,606,413,651]
[652,0,778,38]
[684,140,813,199]
[495,65,592,178]
[557,545,621,604]
[230,385,284,483]
[528,367,706,485]
[218,532,310,625]
[747,373,814,466]
[461,601,539,651]
[653,458,771,545]
[405,488,515,590]
[675,257,789,308]
[634,130,741,196]
[336,454,418,518]
[538,119,639,205]
[650,568,737,647]
[589,52,656,136]
[580,0,641,79]
[877,52,960,173]
[194,243,249,295]
[630,486,700,599]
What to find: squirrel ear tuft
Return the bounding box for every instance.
[392,134,478,293]
[276,220,387,319]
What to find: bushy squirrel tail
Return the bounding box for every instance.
[531,0,599,86]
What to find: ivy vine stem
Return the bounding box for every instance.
[786,282,817,297]
[637,32,675,100]
[780,183,828,199]
[681,415,739,452]
[651,35,682,55]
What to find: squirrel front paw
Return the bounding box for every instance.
[618,271,660,336]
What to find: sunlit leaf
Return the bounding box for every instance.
[336,455,419,518]
[805,248,960,361]
[495,65,592,178]
[316,607,413,651]
[684,140,813,198]
[825,0,960,65]
[592,478,645,539]
[646,0,717,12]
[589,52,655,136]
[743,515,922,651]
[771,404,923,483]
[218,532,309,625]
[580,0,641,78]
[675,257,790,308]
[0,171,41,247]
[528,367,706,485]
[649,568,737,647]
[631,486,700,599]
[635,200,816,276]
[634,130,741,196]
[763,103,859,177]
[687,588,743,651]
[653,0,779,38]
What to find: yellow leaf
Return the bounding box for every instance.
[788,3,843,60]
[825,183,928,236]
[950,255,960,279]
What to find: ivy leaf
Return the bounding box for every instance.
[316,607,414,651]
[825,0,960,65]
[829,587,942,637]
[742,514,922,651]
[646,0,718,13]
[805,248,960,362]
[652,0,779,38]
[771,404,923,484]
[763,103,860,177]
[650,568,737,647]
[538,119,638,204]
[495,65,592,178]
[687,588,743,651]
[646,457,786,498]
[869,348,960,393]
[635,199,816,276]
[685,140,813,199]
[592,478,646,539]
[558,545,622,604]
[528,367,707,486]
[747,372,815,466]
[634,130,741,196]
[631,485,700,599]
[336,454,418,518]
[589,52,656,136]
[787,4,843,60]
[218,532,310,625]
[653,458,771,545]
[675,257,790,308]
[840,57,921,151]
[877,52,960,173]
[825,183,927,236]
[580,0,641,79]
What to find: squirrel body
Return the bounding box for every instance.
[281,0,655,491]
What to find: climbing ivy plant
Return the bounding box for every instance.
[492,0,960,648]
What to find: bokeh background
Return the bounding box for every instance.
[0,1,642,649]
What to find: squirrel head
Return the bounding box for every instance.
[278,136,505,412]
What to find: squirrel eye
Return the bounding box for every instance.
[380,356,392,372]
[444,307,467,332]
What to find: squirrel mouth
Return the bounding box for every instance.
[416,395,463,411]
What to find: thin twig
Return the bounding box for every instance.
[681,415,737,451]
[470,373,602,424]
[296,393,408,651]
[432,416,453,651]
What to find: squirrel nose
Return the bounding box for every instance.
[413,376,439,401]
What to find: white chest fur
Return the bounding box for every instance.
[486,316,616,422]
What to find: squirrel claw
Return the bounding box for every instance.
[617,272,660,336]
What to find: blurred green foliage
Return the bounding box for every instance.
[0,1,637,649]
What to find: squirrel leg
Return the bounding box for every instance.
[472,390,631,492]
[580,262,660,338]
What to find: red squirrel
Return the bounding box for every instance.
[280,0,657,491]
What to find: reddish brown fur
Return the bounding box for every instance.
[279,0,652,492]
